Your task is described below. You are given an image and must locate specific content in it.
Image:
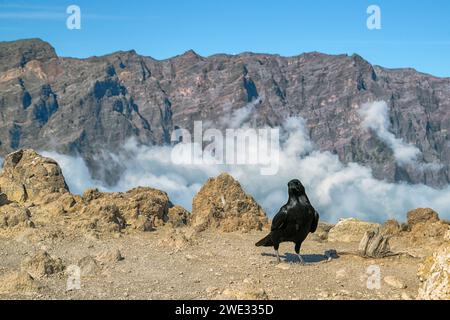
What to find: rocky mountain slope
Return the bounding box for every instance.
[0,39,449,186]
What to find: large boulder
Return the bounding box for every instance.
[308,222,334,242]
[381,219,402,236]
[0,149,69,204]
[404,208,449,246]
[407,208,439,229]
[417,244,450,300]
[409,221,449,246]
[190,173,268,232]
[168,205,190,227]
[328,218,381,243]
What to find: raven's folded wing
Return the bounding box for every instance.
[310,210,320,233]
[271,206,288,231]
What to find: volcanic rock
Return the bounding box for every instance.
[384,276,407,289]
[0,193,9,206]
[0,271,44,295]
[21,251,65,279]
[168,205,190,227]
[190,173,268,232]
[0,203,34,229]
[77,256,101,276]
[409,221,450,246]
[382,219,401,236]
[0,149,69,204]
[308,222,333,241]
[407,208,440,228]
[328,218,381,242]
[74,187,171,232]
[417,244,450,300]
[95,249,124,265]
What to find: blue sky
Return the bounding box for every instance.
[0,0,449,77]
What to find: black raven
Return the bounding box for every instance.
[255,179,319,264]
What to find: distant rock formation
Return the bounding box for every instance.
[191,173,269,232]
[0,149,187,236]
[0,150,272,237]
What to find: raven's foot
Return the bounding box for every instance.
[297,254,306,265]
[276,250,281,263]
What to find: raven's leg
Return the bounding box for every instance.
[274,243,281,263]
[295,243,305,264]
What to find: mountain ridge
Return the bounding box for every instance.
[0,38,449,187]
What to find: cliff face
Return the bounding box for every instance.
[0,39,449,187]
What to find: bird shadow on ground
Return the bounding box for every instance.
[261,251,339,264]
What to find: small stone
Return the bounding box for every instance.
[318,292,329,298]
[95,249,123,264]
[206,287,218,294]
[336,268,347,279]
[275,263,290,270]
[77,256,101,276]
[21,251,65,279]
[384,276,407,289]
[401,292,412,300]
[0,193,8,206]
[185,254,197,261]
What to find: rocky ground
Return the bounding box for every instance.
[0,149,449,300]
[0,226,439,300]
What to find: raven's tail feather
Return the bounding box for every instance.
[255,234,273,247]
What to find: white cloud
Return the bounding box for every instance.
[220,97,263,128]
[359,101,421,165]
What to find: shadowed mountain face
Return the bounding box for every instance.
[0,38,449,187]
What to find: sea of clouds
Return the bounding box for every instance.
[41,101,450,223]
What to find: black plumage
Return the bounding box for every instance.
[255,179,319,264]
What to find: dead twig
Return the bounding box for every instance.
[336,229,422,259]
